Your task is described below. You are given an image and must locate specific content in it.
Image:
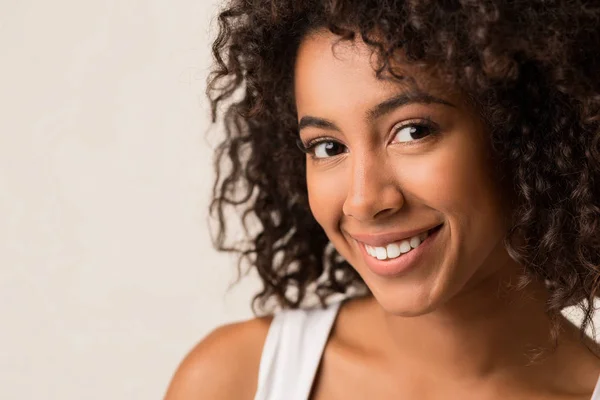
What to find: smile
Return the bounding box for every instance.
[354,224,444,277]
[364,230,429,261]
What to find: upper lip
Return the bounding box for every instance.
[348,223,442,247]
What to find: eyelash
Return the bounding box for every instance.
[296,118,440,159]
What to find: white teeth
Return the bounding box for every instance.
[409,236,421,248]
[364,231,429,261]
[386,243,401,258]
[399,241,411,253]
[365,244,379,257]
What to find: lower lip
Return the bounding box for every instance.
[357,225,443,277]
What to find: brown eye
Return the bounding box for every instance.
[393,123,435,143]
[298,138,347,159]
[313,141,345,158]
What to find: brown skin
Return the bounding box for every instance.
[296,30,511,318]
[164,31,600,400]
[297,30,599,399]
[164,316,273,400]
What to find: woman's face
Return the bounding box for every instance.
[294,31,513,316]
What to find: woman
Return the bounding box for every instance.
[165,0,600,398]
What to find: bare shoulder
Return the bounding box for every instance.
[164,315,274,400]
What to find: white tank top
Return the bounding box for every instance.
[253,300,600,400]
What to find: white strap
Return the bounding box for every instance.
[254,302,341,400]
[591,373,600,400]
[255,301,600,399]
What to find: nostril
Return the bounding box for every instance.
[343,177,405,221]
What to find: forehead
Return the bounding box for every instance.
[295,31,397,107]
[293,30,456,115]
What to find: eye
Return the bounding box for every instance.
[313,141,346,158]
[392,122,436,143]
[297,138,347,159]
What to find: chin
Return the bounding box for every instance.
[358,256,469,318]
[370,288,445,317]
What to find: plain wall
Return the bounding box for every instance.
[0,1,595,399]
[0,1,261,399]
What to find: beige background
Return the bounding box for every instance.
[0,0,261,399]
[0,1,595,399]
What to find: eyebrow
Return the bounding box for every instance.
[297,91,456,132]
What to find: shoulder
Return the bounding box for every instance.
[164,315,274,400]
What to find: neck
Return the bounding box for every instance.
[375,263,571,383]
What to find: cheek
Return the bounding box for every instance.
[399,135,505,233]
[306,165,347,231]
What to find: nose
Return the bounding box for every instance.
[342,154,404,221]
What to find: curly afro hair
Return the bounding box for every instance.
[207,0,600,341]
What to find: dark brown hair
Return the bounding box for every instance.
[207,0,600,342]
